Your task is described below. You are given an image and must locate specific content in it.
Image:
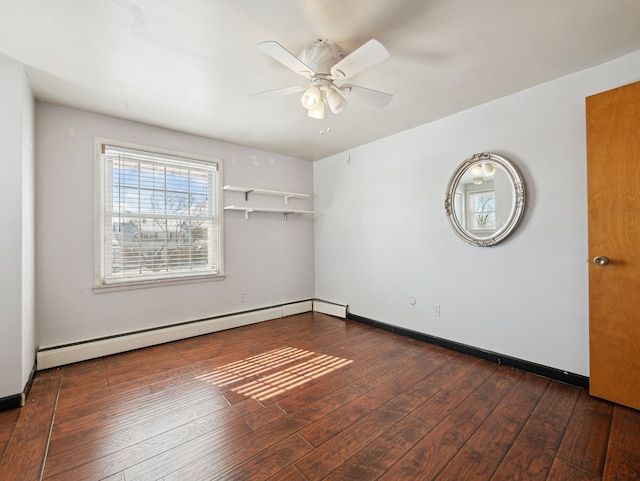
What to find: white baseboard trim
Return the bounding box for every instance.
[36,300,313,370]
[313,299,348,318]
[283,300,313,316]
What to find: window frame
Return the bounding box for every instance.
[467,189,496,233]
[94,138,224,292]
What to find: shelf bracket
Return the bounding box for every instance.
[244,190,254,202]
[283,194,293,205]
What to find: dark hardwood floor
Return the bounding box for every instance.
[1,312,639,480]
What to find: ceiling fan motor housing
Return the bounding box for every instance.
[298,39,344,76]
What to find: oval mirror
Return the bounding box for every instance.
[444,152,525,246]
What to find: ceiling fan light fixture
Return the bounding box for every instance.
[484,163,496,176]
[307,101,325,120]
[470,164,483,177]
[327,88,346,114]
[301,85,322,110]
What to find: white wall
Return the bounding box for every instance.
[0,55,35,398]
[35,104,314,347]
[314,51,640,377]
[21,64,35,388]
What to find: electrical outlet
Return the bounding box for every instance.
[240,292,246,302]
[433,304,440,316]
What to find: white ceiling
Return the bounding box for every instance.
[2,0,640,161]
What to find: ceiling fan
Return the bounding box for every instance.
[251,38,393,120]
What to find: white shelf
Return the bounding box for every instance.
[223,185,310,205]
[224,205,315,220]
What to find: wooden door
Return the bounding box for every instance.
[587,80,640,410]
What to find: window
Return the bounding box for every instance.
[468,190,496,231]
[96,141,223,288]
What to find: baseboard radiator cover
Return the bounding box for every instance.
[37,300,313,370]
[313,299,348,318]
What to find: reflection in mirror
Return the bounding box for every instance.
[445,153,525,246]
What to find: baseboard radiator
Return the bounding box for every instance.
[313,299,348,318]
[37,300,315,370]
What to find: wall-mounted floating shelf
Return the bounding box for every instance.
[223,185,311,205]
[224,205,315,220]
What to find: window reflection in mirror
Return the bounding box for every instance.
[469,189,495,232]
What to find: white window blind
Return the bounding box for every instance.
[98,143,222,286]
[469,190,496,231]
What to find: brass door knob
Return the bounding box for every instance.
[594,256,609,266]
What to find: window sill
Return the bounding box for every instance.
[93,273,225,293]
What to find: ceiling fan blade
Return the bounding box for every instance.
[257,41,315,78]
[250,85,306,100]
[330,39,390,80]
[342,84,393,108]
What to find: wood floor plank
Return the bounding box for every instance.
[489,423,561,481]
[320,371,457,480]
[55,353,214,412]
[434,446,498,481]
[147,417,308,481]
[98,471,125,481]
[265,464,308,481]
[42,397,261,480]
[473,365,524,401]
[346,344,450,395]
[0,407,23,427]
[55,352,218,415]
[55,377,152,415]
[210,433,313,481]
[322,413,432,481]
[465,372,550,463]
[378,391,500,481]
[410,358,498,428]
[123,368,360,481]
[608,405,640,457]
[346,352,423,394]
[0,423,16,465]
[601,445,640,481]
[526,381,580,434]
[46,422,254,481]
[47,388,231,460]
[546,457,601,481]
[512,371,554,402]
[0,408,20,461]
[395,415,486,480]
[0,423,13,444]
[556,389,613,476]
[53,380,193,436]
[0,368,61,481]
[272,343,417,414]
[244,403,287,430]
[1,313,638,480]
[489,381,580,481]
[295,402,409,480]
[58,364,107,389]
[298,369,421,448]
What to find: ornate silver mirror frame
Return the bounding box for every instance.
[444,152,525,247]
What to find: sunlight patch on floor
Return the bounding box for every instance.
[196,346,353,401]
